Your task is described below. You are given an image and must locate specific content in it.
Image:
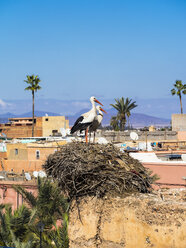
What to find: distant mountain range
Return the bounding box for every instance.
[0,109,170,128]
[0,97,185,119]
[67,108,170,128]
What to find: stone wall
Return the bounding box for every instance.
[96,130,177,143]
[177,131,186,141]
[0,181,37,211]
[3,159,43,173]
[172,114,186,131]
[69,189,186,248]
[0,123,42,138]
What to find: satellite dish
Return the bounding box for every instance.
[38,171,46,178]
[1,133,7,138]
[60,128,67,137]
[130,132,139,141]
[77,130,85,136]
[33,171,39,178]
[25,172,31,181]
[66,128,71,135]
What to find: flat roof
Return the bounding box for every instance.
[9,117,37,120]
[9,116,64,120]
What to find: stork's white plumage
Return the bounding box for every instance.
[89,105,107,142]
[70,96,103,142]
[89,106,106,132]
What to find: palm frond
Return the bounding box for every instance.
[110,97,137,130]
[24,74,42,92]
[13,185,37,207]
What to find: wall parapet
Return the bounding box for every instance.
[96,130,178,142]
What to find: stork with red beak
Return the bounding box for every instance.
[70,96,103,143]
[89,105,107,142]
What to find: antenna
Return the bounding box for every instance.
[130,132,139,142]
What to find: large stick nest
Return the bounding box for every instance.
[43,142,157,200]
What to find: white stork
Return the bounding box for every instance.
[70,96,103,143]
[89,105,107,142]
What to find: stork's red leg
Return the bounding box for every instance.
[85,128,88,143]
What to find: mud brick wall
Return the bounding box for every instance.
[69,189,186,248]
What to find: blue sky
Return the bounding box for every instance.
[0,0,186,103]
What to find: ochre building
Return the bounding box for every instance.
[0,116,69,138]
[0,140,67,173]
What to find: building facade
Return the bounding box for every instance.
[172,114,186,131]
[0,140,66,173]
[0,116,69,138]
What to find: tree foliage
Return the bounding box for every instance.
[171,80,186,114]
[0,204,33,247]
[0,178,69,248]
[110,116,119,131]
[110,97,137,131]
[19,177,67,226]
[24,75,41,93]
[24,74,42,137]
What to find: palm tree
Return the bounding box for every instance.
[0,179,69,247]
[49,214,69,248]
[110,97,137,131]
[171,80,186,114]
[14,177,69,247]
[110,116,119,131]
[125,97,137,128]
[24,75,42,137]
[0,204,33,247]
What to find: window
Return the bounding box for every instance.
[36,150,40,159]
[52,130,58,135]
[15,148,18,155]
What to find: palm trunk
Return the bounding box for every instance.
[120,122,124,131]
[128,117,130,129]
[32,91,34,137]
[120,118,126,131]
[179,94,183,114]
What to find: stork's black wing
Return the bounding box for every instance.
[70,116,84,134]
[89,119,99,132]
